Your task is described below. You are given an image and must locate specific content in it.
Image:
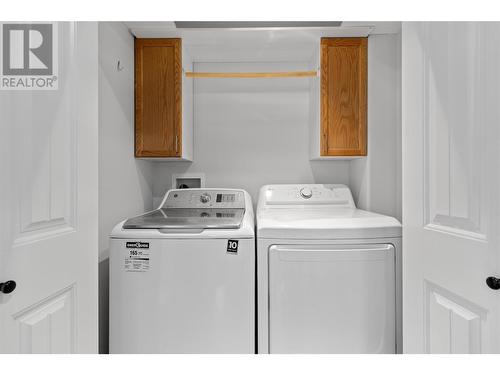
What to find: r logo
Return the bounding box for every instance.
[2,23,53,75]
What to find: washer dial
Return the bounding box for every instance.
[200,193,211,203]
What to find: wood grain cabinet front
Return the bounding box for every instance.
[320,37,367,157]
[135,38,192,159]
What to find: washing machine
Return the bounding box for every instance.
[256,184,402,354]
[109,188,255,353]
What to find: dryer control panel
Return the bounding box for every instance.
[261,184,355,207]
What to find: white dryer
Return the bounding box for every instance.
[109,188,255,353]
[256,184,402,354]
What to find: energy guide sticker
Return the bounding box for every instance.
[125,242,150,272]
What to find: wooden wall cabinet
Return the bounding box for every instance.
[310,37,367,158]
[135,38,193,160]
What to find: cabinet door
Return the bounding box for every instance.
[135,38,181,157]
[320,38,367,156]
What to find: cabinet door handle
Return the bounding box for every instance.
[175,135,179,153]
[486,277,500,290]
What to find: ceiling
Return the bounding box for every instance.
[125,21,401,63]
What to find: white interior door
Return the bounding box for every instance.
[0,22,98,353]
[402,22,500,353]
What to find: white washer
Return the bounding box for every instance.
[109,188,255,353]
[257,184,402,354]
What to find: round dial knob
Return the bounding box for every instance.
[200,193,211,204]
[300,187,313,199]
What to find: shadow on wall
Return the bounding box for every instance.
[99,258,109,354]
[349,158,368,210]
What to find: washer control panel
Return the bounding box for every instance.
[263,184,355,207]
[163,189,245,209]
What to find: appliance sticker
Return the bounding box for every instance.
[227,239,238,254]
[125,242,150,272]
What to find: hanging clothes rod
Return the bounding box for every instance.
[184,71,318,78]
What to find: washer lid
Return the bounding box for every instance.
[123,208,245,230]
[257,207,401,239]
[123,188,247,230]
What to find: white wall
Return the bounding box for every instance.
[98,22,154,353]
[349,34,402,221]
[152,61,350,206]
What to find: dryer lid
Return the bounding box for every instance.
[256,185,401,239]
[257,207,402,239]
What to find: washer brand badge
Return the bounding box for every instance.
[227,239,239,254]
[0,22,58,90]
[126,242,150,249]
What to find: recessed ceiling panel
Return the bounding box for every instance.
[174,21,342,29]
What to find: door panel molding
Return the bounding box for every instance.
[421,22,486,241]
[13,284,76,354]
[13,23,77,247]
[424,280,486,354]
